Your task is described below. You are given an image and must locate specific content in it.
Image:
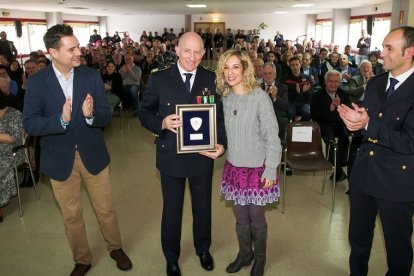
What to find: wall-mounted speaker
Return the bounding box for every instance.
[15,20,22,38]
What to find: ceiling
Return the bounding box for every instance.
[0,0,389,16]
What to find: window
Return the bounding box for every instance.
[64,22,99,46]
[315,20,332,46]
[349,19,366,51]
[0,20,47,56]
[348,15,391,53]
[371,17,391,52]
[26,23,48,53]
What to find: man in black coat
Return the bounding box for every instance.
[261,62,289,142]
[338,26,414,276]
[311,70,350,181]
[138,32,226,276]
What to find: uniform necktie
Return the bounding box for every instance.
[184,73,192,94]
[385,78,399,100]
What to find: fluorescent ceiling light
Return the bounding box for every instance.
[187,4,207,8]
[292,4,314,7]
[273,11,287,14]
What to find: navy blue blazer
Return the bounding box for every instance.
[350,71,414,202]
[138,64,226,178]
[23,65,112,181]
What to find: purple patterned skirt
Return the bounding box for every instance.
[221,161,280,206]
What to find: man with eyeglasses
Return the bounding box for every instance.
[138,32,226,276]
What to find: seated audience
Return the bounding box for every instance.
[0,77,22,111]
[301,52,319,87]
[253,58,264,83]
[8,60,23,90]
[120,53,142,115]
[337,54,358,91]
[0,90,23,223]
[102,61,123,114]
[321,51,340,87]
[347,60,374,104]
[369,52,385,75]
[0,65,18,96]
[310,70,350,181]
[283,56,312,121]
[344,45,357,68]
[262,62,289,141]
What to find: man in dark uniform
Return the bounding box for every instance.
[138,32,226,276]
[338,26,414,276]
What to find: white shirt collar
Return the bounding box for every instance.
[388,67,414,87]
[52,62,74,80]
[177,61,197,80]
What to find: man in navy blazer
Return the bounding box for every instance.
[339,26,414,276]
[23,24,131,276]
[139,32,226,276]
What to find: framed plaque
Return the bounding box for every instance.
[176,104,217,154]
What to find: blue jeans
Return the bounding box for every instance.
[123,85,139,112]
[288,102,310,121]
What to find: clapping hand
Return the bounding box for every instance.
[330,95,341,111]
[337,103,369,131]
[61,97,72,123]
[302,82,311,92]
[82,93,94,118]
[268,85,278,100]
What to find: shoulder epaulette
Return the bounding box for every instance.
[371,71,388,79]
[203,66,215,73]
[151,65,170,74]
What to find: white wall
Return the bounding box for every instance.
[351,2,392,16]
[62,14,98,22]
[0,9,99,21]
[106,14,185,42]
[191,13,308,42]
[317,3,392,19]
[0,9,45,20]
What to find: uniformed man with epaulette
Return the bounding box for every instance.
[138,32,226,276]
[338,26,414,276]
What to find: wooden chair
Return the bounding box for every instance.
[281,121,337,213]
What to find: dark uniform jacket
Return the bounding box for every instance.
[138,64,226,178]
[350,71,414,202]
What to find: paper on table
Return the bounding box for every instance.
[292,126,312,142]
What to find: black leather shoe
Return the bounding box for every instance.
[196,251,214,271]
[166,262,181,276]
[70,263,91,276]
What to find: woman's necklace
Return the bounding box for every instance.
[232,93,243,115]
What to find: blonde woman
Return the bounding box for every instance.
[215,49,281,276]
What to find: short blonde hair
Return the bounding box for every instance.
[215,49,259,96]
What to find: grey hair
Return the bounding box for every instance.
[263,62,276,74]
[324,69,341,81]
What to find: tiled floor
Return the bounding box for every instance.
[0,115,409,276]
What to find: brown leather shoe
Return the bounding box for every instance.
[110,248,132,270]
[69,263,91,276]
